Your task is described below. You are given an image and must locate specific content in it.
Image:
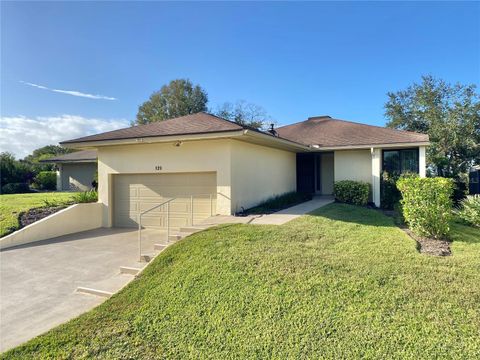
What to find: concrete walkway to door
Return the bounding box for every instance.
[0,227,164,352]
[198,196,334,227]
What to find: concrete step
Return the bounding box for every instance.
[76,287,113,298]
[139,254,154,263]
[119,266,142,275]
[179,226,209,233]
[154,243,167,251]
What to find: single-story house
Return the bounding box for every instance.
[60,112,429,229]
[41,150,97,191]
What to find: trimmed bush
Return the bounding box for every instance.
[1,182,30,194]
[456,195,480,228]
[33,171,56,191]
[72,190,98,203]
[333,180,370,206]
[396,176,454,239]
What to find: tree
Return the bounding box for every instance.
[385,75,480,179]
[24,145,75,172]
[0,152,34,188]
[136,79,208,125]
[215,100,272,129]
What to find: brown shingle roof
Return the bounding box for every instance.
[61,112,244,144]
[40,149,97,163]
[276,116,429,147]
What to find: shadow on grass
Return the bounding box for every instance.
[306,202,396,228]
[449,222,480,245]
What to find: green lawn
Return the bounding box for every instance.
[3,203,480,359]
[0,192,76,237]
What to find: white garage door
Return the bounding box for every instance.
[113,172,216,229]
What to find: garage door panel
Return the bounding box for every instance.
[114,173,216,229]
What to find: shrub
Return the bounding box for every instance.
[380,171,401,210]
[245,192,312,215]
[1,182,31,194]
[72,190,98,203]
[396,176,454,239]
[32,171,57,191]
[333,180,370,206]
[456,195,480,228]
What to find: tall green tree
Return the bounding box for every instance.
[24,145,75,172]
[215,100,272,130]
[385,75,480,178]
[136,79,208,125]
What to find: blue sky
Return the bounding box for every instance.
[1,1,479,157]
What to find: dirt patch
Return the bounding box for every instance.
[379,209,452,256]
[19,206,67,228]
[402,228,451,256]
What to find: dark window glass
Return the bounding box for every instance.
[383,149,419,174]
[383,151,400,174]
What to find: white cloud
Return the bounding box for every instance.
[0,115,130,158]
[20,81,117,100]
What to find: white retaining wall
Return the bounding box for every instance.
[0,203,103,250]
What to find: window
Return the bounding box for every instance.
[382,149,419,175]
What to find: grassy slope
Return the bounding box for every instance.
[0,192,75,237]
[3,204,480,359]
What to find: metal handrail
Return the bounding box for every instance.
[137,193,221,261]
[138,198,176,261]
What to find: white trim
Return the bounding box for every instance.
[315,142,430,151]
[419,146,426,178]
[371,148,381,207]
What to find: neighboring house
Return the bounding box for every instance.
[60,112,429,229]
[469,165,480,195]
[41,150,97,191]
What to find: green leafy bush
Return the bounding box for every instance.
[245,192,312,214]
[380,171,401,210]
[456,195,480,228]
[32,171,57,191]
[333,180,370,206]
[72,190,98,203]
[1,182,31,194]
[396,176,454,238]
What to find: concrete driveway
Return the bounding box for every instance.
[0,227,164,352]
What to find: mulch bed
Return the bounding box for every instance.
[19,206,68,228]
[380,209,452,256]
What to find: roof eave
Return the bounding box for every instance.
[312,141,430,151]
[60,130,247,148]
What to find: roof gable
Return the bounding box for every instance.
[276,116,429,147]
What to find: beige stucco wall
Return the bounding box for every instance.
[334,149,372,184]
[230,140,296,213]
[97,138,297,226]
[0,203,103,250]
[60,163,97,191]
[98,139,232,226]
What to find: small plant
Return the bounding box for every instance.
[333,180,370,206]
[456,195,480,228]
[244,192,312,214]
[396,175,454,239]
[72,190,98,203]
[32,171,56,191]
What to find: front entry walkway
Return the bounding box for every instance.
[199,196,334,226]
[0,227,164,352]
